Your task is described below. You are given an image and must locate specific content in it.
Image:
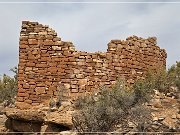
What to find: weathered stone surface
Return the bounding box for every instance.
[35,87,46,95]
[45,111,73,129]
[17,21,166,106]
[0,114,7,132]
[78,79,88,87]
[10,119,42,132]
[28,39,38,44]
[15,102,31,109]
[150,90,180,130]
[4,101,74,132]
[4,108,45,122]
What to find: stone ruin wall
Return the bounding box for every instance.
[16,21,167,107]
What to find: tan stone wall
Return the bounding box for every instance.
[17,21,167,106]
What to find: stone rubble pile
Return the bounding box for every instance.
[149,90,180,131]
[113,90,180,133]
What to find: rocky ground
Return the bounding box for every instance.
[0,104,7,133]
[149,90,180,131]
[0,114,7,133]
[0,101,75,134]
[112,90,180,134]
[0,90,179,134]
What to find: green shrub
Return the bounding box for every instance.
[168,61,180,91]
[0,67,17,104]
[72,79,152,133]
[133,67,176,95]
[133,72,155,104]
[73,62,180,133]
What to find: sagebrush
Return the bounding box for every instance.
[72,63,180,133]
[0,67,17,104]
[73,79,152,133]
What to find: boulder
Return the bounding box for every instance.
[4,102,74,132]
[4,108,45,122]
[45,111,73,129]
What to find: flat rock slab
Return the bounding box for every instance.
[4,108,45,122]
[4,107,74,132]
[45,111,74,128]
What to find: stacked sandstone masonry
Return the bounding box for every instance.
[17,21,167,107]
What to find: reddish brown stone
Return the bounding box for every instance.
[29,81,36,85]
[17,97,24,102]
[20,44,28,49]
[17,21,166,106]
[26,62,35,67]
[35,87,46,95]
[29,94,39,100]
[46,90,53,95]
[17,92,29,97]
[43,40,54,45]
[36,63,47,67]
[48,86,56,91]
[24,99,32,104]
[71,89,79,93]
[20,41,28,45]
[28,39,38,44]
[16,102,31,109]
[32,103,40,106]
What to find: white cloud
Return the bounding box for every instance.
[0,2,179,76]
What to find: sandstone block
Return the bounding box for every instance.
[20,44,28,49]
[36,63,47,68]
[71,89,78,93]
[43,40,54,45]
[28,39,38,44]
[39,31,47,35]
[17,92,29,97]
[32,103,40,106]
[53,37,61,41]
[48,86,56,91]
[52,46,61,50]
[17,97,24,102]
[54,41,64,46]
[18,89,26,93]
[46,90,53,95]
[64,83,70,89]
[35,87,46,95]
[23,83,30,89]
[24,100,33,104]
[26,62,35,67]
[15,102,31,109]
[46,35,53,40]
[74,69,80,74]
[76,74,84,79]
[25,67,32,71]
[78,79,88,86]
[20,41,28,45]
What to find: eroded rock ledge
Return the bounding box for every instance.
[4,101,74,133]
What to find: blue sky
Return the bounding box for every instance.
[0,0,180,76]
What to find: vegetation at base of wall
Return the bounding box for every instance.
[73,79,152,133]
[168,61,180,91]
[133,68,171,97]
[72,61,180,133]
[134,61,180,96]
[0,67,17,105]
